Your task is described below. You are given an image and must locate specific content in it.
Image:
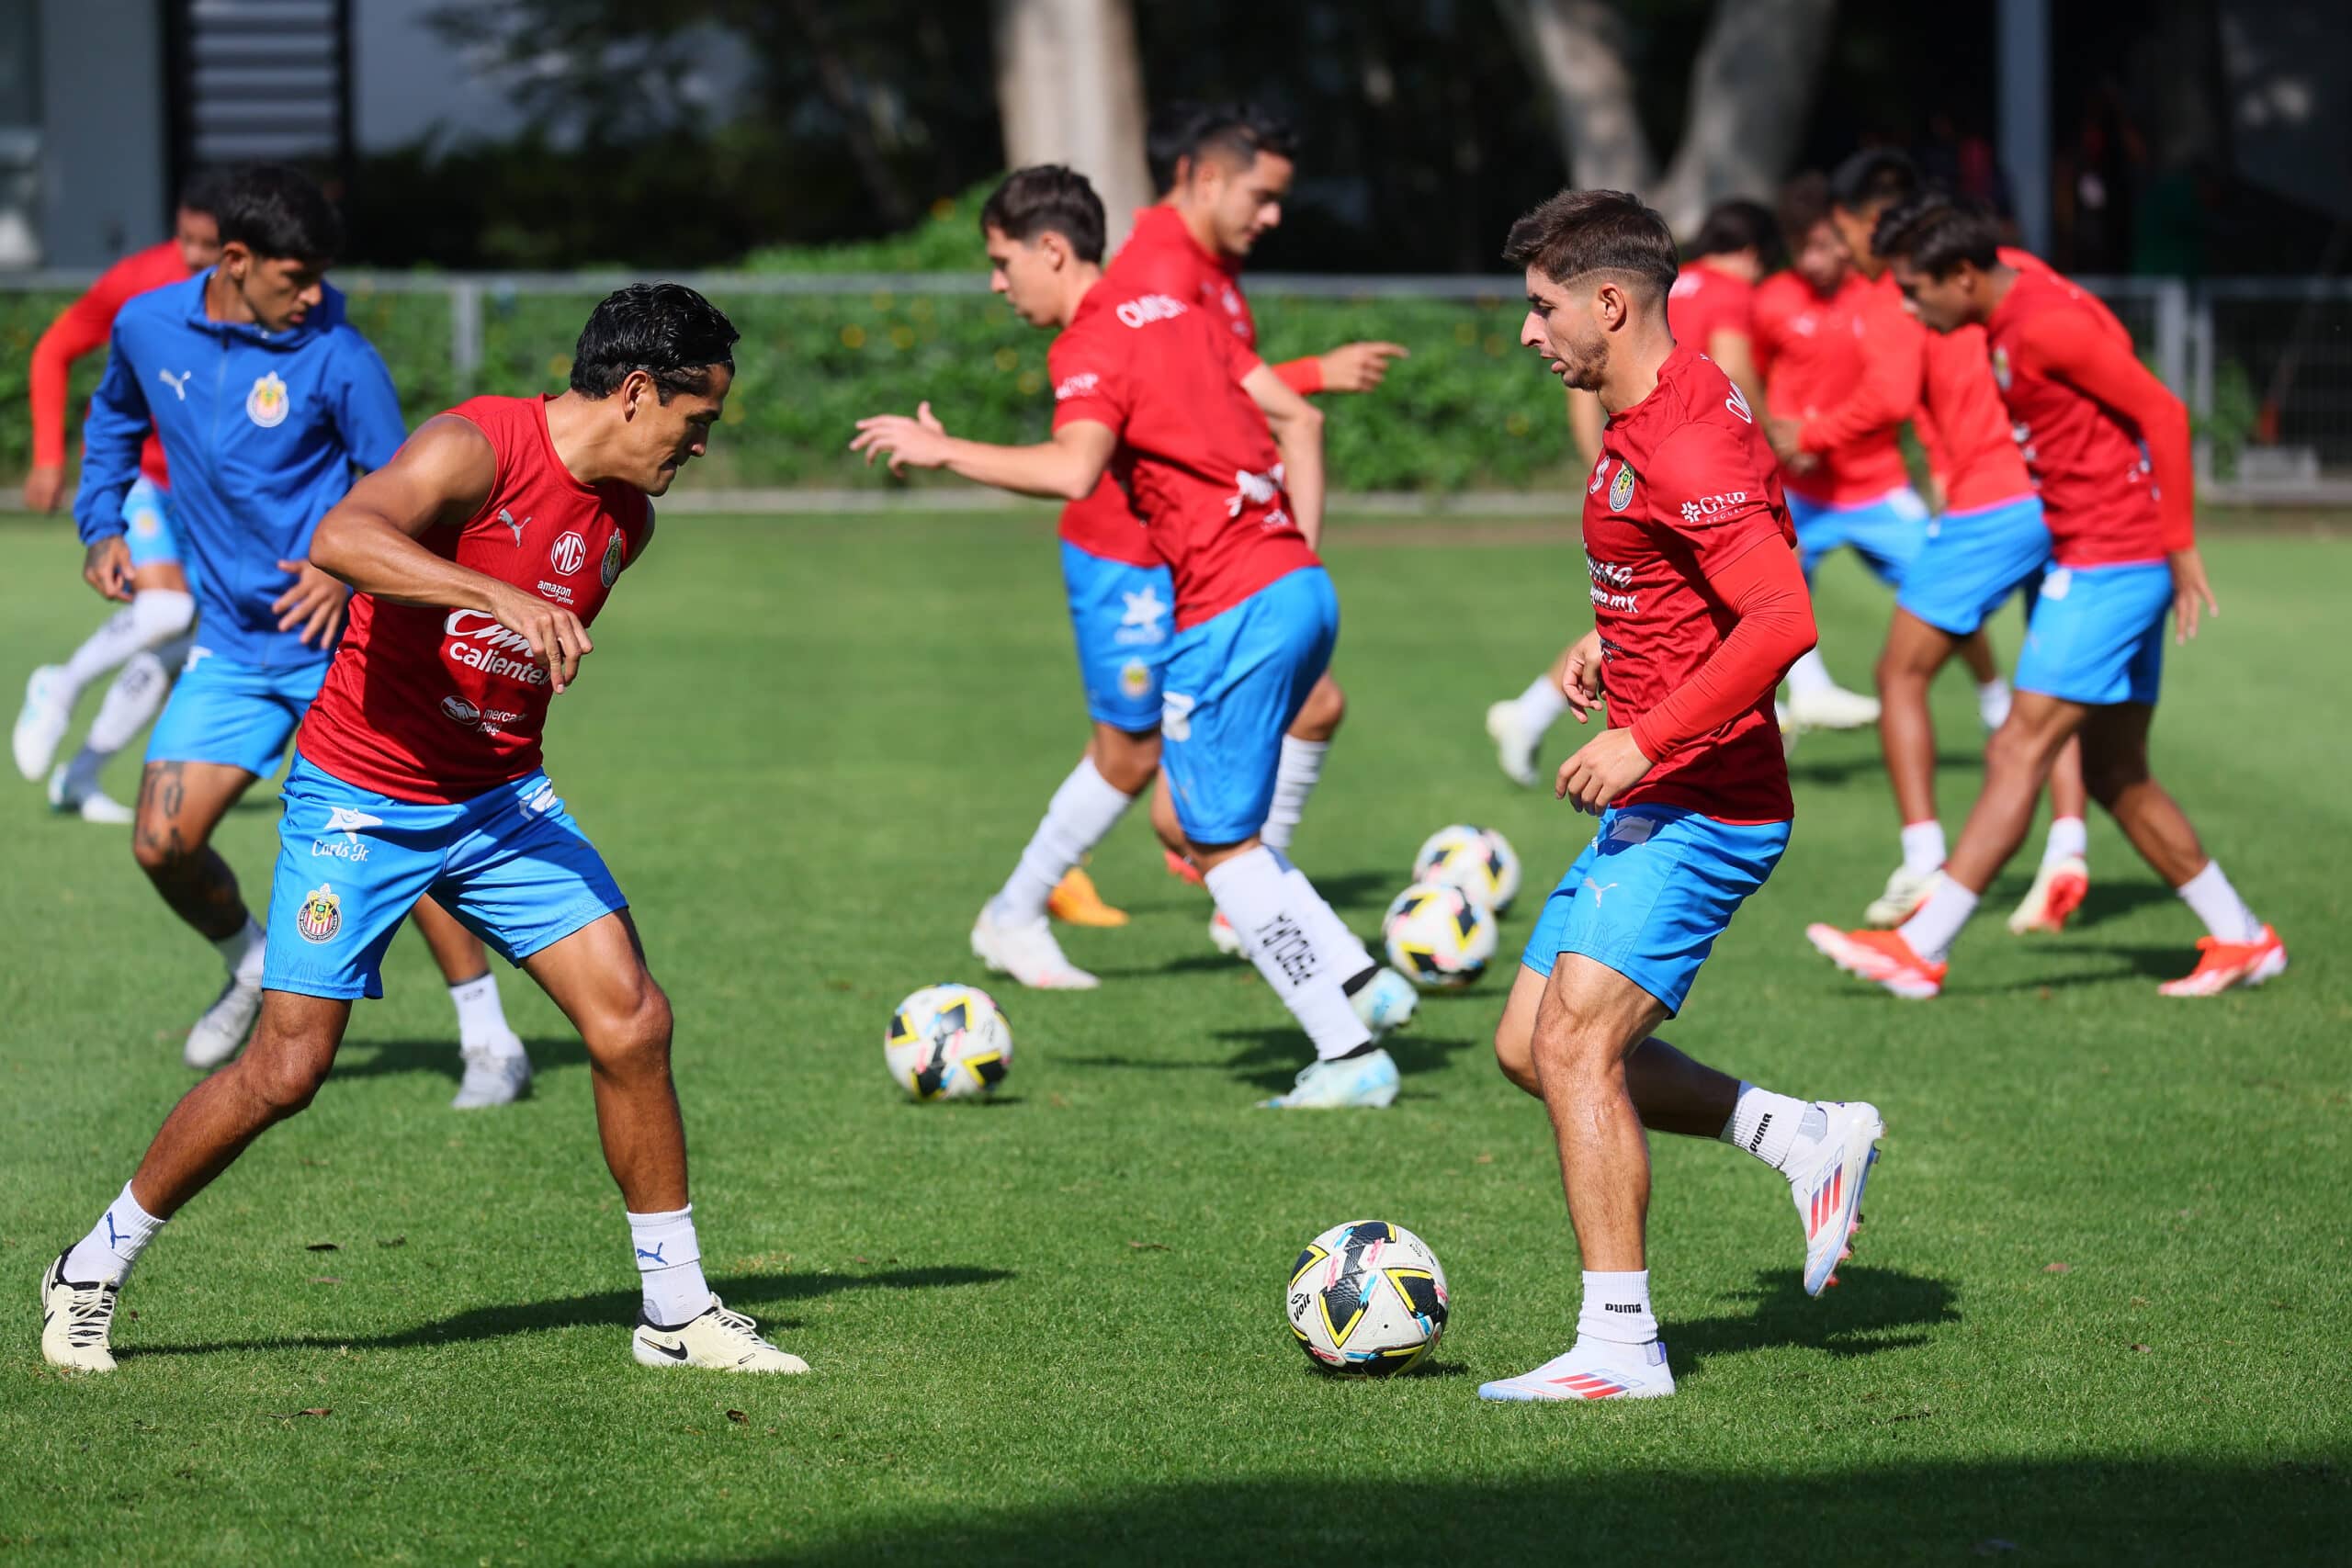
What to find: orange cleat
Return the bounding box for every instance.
[1805,924,1948,999]
[1162,848,1205,887]
[2007,855,2088,934]
[2156,926,2288,997]
[1046,866,1127,928]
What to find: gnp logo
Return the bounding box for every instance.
[442,610,549,686]
[1054,372,1100,402]
[1114,294,1188,328]
[1679,491,1748,523]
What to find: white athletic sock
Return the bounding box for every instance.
[1898,878,1981,963]
[1977,676,2014,729]
[1204,846,1372,1062]
[449,972,522,1054]
[1898,820,1947,877]
[213,915,266,984]
[628,1205,713,1328]
[1576,1269,1659,1347]
[1261,736,1328,854]
[2041,815,2088,870]
[1718,1083,1824,1171]
[991,759,1136,925]
[1283,864,1376,982]
[60,590,196,699]
[83,648,174,759]
[62,1182,166,1287]
[1517,671,1571,731]
[1785,647,1837,697]
[2177,861,2261,944]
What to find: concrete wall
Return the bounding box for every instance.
[34,0,166,265]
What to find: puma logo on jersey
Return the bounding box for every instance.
[157,368,191,400]
[497,508,529,546]
[1581,878,1620,906]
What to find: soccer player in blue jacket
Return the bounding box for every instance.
[72,165,530,1100]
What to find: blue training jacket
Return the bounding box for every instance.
[74,272,407,668]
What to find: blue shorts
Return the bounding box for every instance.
[1062,541,1172,732]
[263,754,628,1000]
[1520,806,1791,1015]
[146,650,330,777]
[122,477,186,576]
[2014,560,2171,706]
[1897,493,2051,637]
[1159,566,1338,845]
[1787,486,1928,585]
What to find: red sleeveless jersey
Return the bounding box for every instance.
[297,395,652,803]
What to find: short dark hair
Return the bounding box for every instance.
[1829,148,1921,218]
[979,165,1105,265]
[1502,188,1679,302]
[1689,198,1780,266]
[215,164,343,261]
[570,283,739,400]
[177,170,232,220]
[1874,196,2001,277]
[1776,171,1834,252]
[1147,101,1297,196]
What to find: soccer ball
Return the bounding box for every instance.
[1285,1220,1450,1375]
[884,984,1013,1100]
[1412,824,1521,914]
[1382,881,1497,989]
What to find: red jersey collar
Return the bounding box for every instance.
[1127,204,1237,277]
[1605,342,1703,431]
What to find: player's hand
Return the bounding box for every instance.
[1317,342,1409,393]
[2167,547,2218,643]
[1559,629,1605,723]
[1555,727,1654,816]
[274,559,351,649]
[850,402,952,475]
[82,537,134,603]
[23,464,66,514]
[485,584,593,694]
[1764,416,1816,472]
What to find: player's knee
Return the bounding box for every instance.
[1095,732,1159,795]
[1293,679,1345,739]
[130,816,189,877]
[241,1042,332,1119]
[588,980,673,1074]
[1491,1020,1540,1098]
[1528,1015,1619,1088]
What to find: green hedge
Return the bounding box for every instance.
[1,283,1579,496]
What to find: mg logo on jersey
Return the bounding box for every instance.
[442,610,550,686]
[1114,294,1188,329]
[549,532,588,575]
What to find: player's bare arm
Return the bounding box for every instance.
[1317,340,1410,393]
[1240,363,1326,548]
[851,402,1120,502]
[1559,627,1604,721]
[310,414,595,693]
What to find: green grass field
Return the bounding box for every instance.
[1,512,2344,1564]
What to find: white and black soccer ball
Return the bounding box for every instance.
[1382,881,1497,989]
[1412,823,1521,914]
[1285,1220,1450,1376]
[885,984,1013,1100]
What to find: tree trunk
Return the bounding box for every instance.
[1494,0,1657,195]
[989,0,1152,248]
[1648,0,1838,236]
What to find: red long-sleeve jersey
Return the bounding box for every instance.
[29,241,188,486]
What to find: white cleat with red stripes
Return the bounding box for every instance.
[1477,1338,1675,1403]
[1789,1100,1885,1296]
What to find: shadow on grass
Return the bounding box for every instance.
[1785,748,1980,785]
[2069,877,2188,930]
[327,1036,588,1086]
[690,1456,2347,1565]
[1673,1265,1958,1375]
[127,1265,1012,1359]
[1061,1026,1476,1093]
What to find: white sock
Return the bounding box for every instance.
[1283,865,1376,982]
[214,915,266,984]
[1977,676,2013,729]
[2041,815,2087,870]
[60,590,196,697]
[2177,861,2261,944]
[1786,647,1837,697]
[1898,878,1981,962]
[628,1205,713,1327]
[991,759,1136,925]
[449,972,522,1054]
[1718,1083,1824,1171]
[1204,845,1372,1062]
[1898,820,1947,877]
[1518,671,1571,731]
[1261,736,1328,854]
[1576,1269,1659,1347]
[62,1182,166,1287]
[84,647,176,757]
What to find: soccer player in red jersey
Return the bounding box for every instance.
[1487,197,1780,787]
[40,285,806,1375]
[13,179,220,819]
[1804,152,2094,932]
[1748,173,1926,733]
[1477,190,1883,1404]
[856,166,1419,1109]
[1808,200,2285,998]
